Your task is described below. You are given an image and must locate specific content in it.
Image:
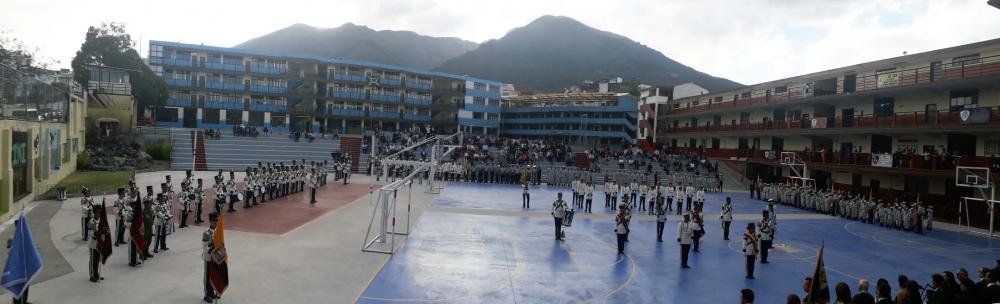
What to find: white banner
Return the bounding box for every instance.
[871,153,893,168]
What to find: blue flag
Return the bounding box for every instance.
[2,212,43,299]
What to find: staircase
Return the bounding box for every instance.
[193,131,208,170]
[339,136,364,173]
[170,129,342,171]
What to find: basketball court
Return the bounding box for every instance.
[357,181,1000,303]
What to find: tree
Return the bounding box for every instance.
[71,22,167,114]
[615,77,641,96]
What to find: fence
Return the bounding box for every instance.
[0,63,70,122]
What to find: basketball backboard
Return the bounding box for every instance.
[956,166,991,189]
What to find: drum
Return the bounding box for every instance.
[260,186,267,194]
[562,209,575,227]
[236,192,245,201]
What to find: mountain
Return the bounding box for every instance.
[236,23,478,70]
[437,16,742,93]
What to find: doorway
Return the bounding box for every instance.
[871,135,892,154]
[851,174,862,195]
[925,104,937,124]
[841,142,853,164]
[947,133,977,157]
[869,179,881,199]
[183,108,197,128]
[771,137,784,153]
[842,108,855,127]
[844,74,857,93]
[773,108,786,122]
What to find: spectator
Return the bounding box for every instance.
[740,289,755,304]
[875,278,893,304]
[926,273,948,304]
[786,294,801,304]
[853,279,874,304]
[834,281,853,304]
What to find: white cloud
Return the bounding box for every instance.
[2,0,999,84]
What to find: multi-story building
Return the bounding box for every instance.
[656,38,1000,224]
[638,82,709,145]
[501,92,638,146]
[146,41,502,135]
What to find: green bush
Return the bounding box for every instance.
[144,140,173,161]
[77,150,92,169]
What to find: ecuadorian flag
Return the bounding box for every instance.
[209,215,229,295]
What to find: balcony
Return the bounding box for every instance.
[467,88,502,100]
[164,77,192,87]
[405,82,432,90]
[403,113,431,122]
[166,98,192,107]
[661,107,1000,135]
[464,103,501,113]
[369,111,399,119]
[500,128,632,139]
[327,91,365,100]
[371,93,400,103]
[206,81,244,91]
[249,103,286,112]
[162,57,192,67]
[403,96,431,106]
[250,66,286,75]
[204,100,244,111]
[380,78,402,86]
[250,85,286,94]
[330,108,364,117]
[331,74,365,82]
[667,54,1000,116]
[502,117,637,131]
[204,62,243,72]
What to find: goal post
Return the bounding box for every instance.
[955,166,996,237]
[362,168,421,254]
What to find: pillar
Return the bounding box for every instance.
[1,129,11,214]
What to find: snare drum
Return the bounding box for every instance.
[236,192,245,202]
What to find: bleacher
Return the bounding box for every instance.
[170,130,347,171]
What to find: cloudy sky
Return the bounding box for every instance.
[3,0,1000,85]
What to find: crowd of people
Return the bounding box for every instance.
[753,181,933,234]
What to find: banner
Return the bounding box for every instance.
[811,117,828,128]
[959,108,990,124]
[876,71,900,88]
[871,153,893,168]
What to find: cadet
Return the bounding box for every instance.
[615,208,629,254]
[124,190,143,267]
[584,182,593,213]
[677,213,693,269]
[551,193,567,241]
[758,210,773,264]
[244,167,256,208]
[142,186,156,257]
[743,223,759,279]
[179,185,192,229]
[721,197,734,240]
[87,203,105,282]
[153,193,170,253]
[226,171,238,213]
[309,168,319,205]
[113,187,128,246]
[656,201,667,242]
[81,187,94,241]
[522,182,530,209]
[203,213,220,303]
[194,178,206,224]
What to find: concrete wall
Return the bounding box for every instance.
[0,93,86,222]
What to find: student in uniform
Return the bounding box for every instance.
[522,182,530,209]
[551,193,567,241]
[677,214,693,269]
[615,208,629,254]
[758,210,774,264]
[584,183,593,213]
[744,223,759,279]
[721,197,734,240]
[656,201,667,242]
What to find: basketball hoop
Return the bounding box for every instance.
[955,166,996,237]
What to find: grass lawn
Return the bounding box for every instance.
[41,170,133,199]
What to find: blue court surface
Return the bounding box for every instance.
[357,183,1000,303]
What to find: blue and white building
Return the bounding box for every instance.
[147,41,502,135]
[500,92,638,145]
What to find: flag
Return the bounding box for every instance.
[2,212,43,299]
[130,200,148,260]
[209,215,229,295]
[96,201,113,264]
[805,245,830,303]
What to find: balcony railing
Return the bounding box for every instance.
[380,78,401,86]
[327,91,365,100]
[369,111,399,119]
[205,81,244,91]
[250,66,286,75]
[162,57,192,67]
[204,100,244,110]
[204,62,243,72]
[371,93,400,103]
[249,85,286,94]
[683,147,998,175]
[166,98,192,107]
[668,54,1000,115]
[331,74,365,82]
[405,82,432,90]
[403,96,432,106]
[330,108,364,117]
[403,113,431,122]
[662,107,1000,134]
[164,77,192,87]
[249,103,286,112]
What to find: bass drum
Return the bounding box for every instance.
[562,209,575,227]
[236,192,245,202]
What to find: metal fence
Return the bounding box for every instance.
[0,63,69,122]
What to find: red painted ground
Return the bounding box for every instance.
[164,182,373,234]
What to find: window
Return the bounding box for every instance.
[203,109,220,124]
[985,141,1000,156]
[473,82,487,91]
[949,88,979,112]
[953,54,981,65]
[740,92,751,99]
[774,86,787,93]
[874,97,895,117]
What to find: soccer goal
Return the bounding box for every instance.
[955,166,997,237]
[362,168,421,254]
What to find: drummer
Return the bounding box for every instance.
[552,193,567,241]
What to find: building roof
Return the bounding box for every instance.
[149,40,501,85]
[504,92,631,106]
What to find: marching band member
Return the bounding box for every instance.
[153,192,170,253]
[758,210,774,264]
[721,197,734,240]
[744,223,759,279]
[81,187,94,241]
[677,213,693,269]
[113,187,128,246]
[194,178,206,224]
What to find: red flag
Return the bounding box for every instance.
[209,215,229,295]
[805,245,830,303]
[96,200,113,264]
[130,200,148,260]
